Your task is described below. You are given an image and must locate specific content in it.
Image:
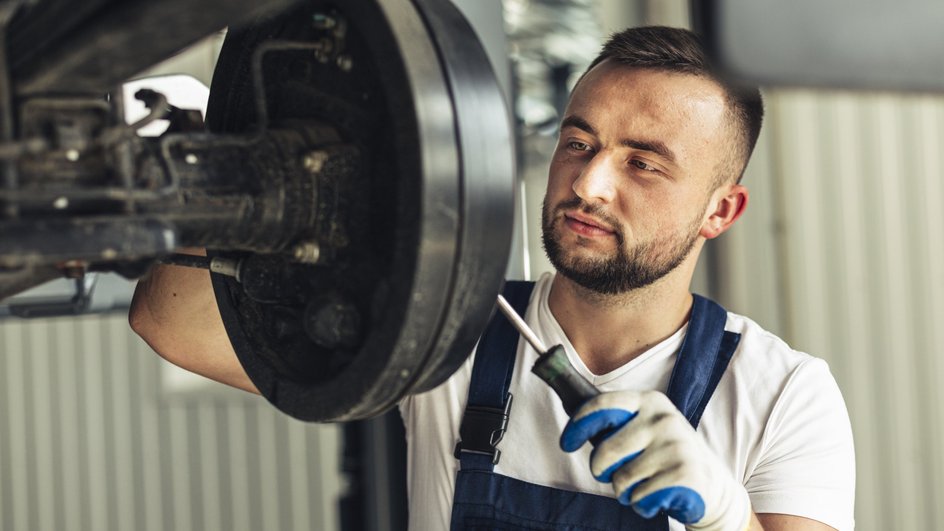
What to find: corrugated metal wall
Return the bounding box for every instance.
[716,89,944,530]
[0,314,342,531]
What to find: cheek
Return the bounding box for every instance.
[655,191,711,234]
[546,159,577,198]
[618,188,688,234]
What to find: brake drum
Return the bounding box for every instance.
[207,0,514,421]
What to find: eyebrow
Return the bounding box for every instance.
[621,138,677,165]
[559,114,678,165]
[560,115,597,136]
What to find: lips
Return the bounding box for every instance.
[563,211,615,237]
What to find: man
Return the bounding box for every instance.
[131,26,855,531]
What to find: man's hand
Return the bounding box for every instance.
[560,390,751,531]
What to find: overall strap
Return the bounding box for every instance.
[454,281,535,472]
[665,294,741,428]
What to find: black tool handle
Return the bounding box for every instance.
[531,345,600,416]
[532,345,622,447]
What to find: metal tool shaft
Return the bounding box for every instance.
[496,294,548,353]
[496,293,601,418]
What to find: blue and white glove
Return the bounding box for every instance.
[560,390,751,531]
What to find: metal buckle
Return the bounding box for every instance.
[453,393,513,465]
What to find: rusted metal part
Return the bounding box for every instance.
[208,0,514,422]
[0,217,177,269]
[0,0,514,423]
[10,0,301,95]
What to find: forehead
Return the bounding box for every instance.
[565,62,730,172]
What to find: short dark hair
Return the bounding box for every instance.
[582,26,764,184]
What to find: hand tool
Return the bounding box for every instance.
[495,294,599,416]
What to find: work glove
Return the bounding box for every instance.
[560,390,751,531]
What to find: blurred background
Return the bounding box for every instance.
[1,0,941,529]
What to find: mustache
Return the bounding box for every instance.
[552,198,624,245]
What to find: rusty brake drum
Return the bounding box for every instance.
[207,0,515,421]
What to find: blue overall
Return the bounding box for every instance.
[450,281,741,530]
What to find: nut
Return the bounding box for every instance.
[302,150,330,173]
[336,54,353,72]
[292,241,321,264]
[312,13,337,30]
[305,295,362,350]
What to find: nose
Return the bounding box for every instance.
[572,151,618,204]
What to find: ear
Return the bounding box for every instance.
[699,184,748,240]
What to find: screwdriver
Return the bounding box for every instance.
[496,294,599,416]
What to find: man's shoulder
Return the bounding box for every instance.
[716,310,843,416]
[724,309,803,356]
[721,309,828,381]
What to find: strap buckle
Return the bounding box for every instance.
[453,393,514,465]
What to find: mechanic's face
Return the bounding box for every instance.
[542,62,734,294]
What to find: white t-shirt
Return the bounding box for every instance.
[400,273,856,531]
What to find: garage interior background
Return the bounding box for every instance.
[0,0,941,530]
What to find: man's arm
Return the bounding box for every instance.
[755,513,836,531]
[129,248,259,394]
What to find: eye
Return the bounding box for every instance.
[630,159,657,171]
[567,141,592,152]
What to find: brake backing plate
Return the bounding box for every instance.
[207,0,515,421]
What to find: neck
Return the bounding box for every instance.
[547,265,695,375]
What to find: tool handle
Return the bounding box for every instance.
[532,346,615,446]
[531,345,600,416]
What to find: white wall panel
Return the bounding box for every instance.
[0,315,341,531]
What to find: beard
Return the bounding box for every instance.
[541,197,702,295]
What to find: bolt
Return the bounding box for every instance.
[209,257,240,278]
[313,37,334,63]
[304,295,362,350]
[65,149,80,161]
[312,13,337,30]
[302,150,330,173]
[184,153,199,164]
[292,241,321,264]
[60,260,86,279]
[336,54,353,72]
[53,196,68,209]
